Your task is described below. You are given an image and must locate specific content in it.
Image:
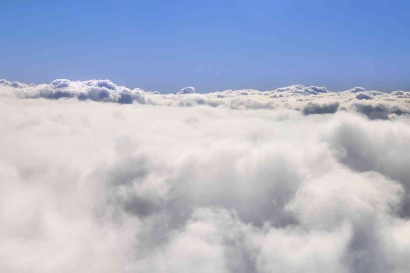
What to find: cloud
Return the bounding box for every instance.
[355,93,374,100]
[352,103,410,120]
[0,78,147,104]
[1,80,410,272]
[178,86,196,95]
[302,102,340,115]
[1,79,410,120]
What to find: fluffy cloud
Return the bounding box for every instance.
[302,102,340,115]
[0,78,147,104]
[177,86,196,95]
[1,79,409,120]
[1,80,410,272]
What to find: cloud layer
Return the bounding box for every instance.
[1,79,410,120]
[1,79,410,272]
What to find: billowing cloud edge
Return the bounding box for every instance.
[1,78,410,120]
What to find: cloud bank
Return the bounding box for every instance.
[1,79,410,120]
[1,79,410,272]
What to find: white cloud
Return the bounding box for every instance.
[1,79,410,272]
[177,87,196,95]
[1,79,409,119]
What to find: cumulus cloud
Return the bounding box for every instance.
[302,102,340,115]
[0,78,147,104]
[1,79,410,272]
[355,93,374,100]
[177,86,196,95]
[1,79,409,120]
[352,103,410,120]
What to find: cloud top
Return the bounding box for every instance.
[178,86,196,95]
[2,78,409,120]
[1,80,410,272]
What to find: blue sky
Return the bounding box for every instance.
[1,0,410,93]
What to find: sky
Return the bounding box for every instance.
[1,0,410,93]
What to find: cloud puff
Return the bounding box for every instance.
[1,80,410,272]
[351,103,410,120]
[302,102,340,115]
[0,78,147,104]
[355,93,374,100]
[178,86,196,95]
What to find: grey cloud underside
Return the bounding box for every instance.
[2,79,410,273]
[302,102,340,115]
[1,79,410,120]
